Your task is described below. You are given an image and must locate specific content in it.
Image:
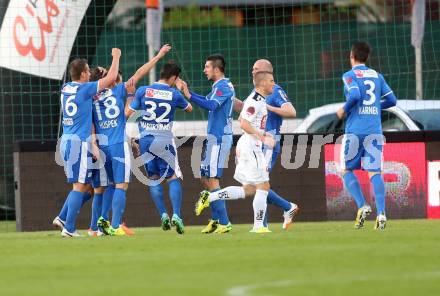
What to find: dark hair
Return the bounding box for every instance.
[69,58,88,80]
[90,67,107,82]
[351,41,371,63]
[206,54,225,73]
[160,61,181,79]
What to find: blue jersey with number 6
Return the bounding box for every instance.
[342,65,393,135]
[92,83,127,146]
[130,82,189,138]
[61,81,99,141]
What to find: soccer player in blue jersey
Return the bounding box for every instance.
[252,59,299,229]
[126,61,193,234]
[176,54,240,234]
[89,45,172,236]
[336,41,396,230]
[55,48,121,237]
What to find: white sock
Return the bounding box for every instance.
[253,189,268,229]
[209,186,245,202]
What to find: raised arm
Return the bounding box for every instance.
[128,44,171,86]
[97,48,121,91]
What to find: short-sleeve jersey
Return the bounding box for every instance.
[343,65,393,135]
[241,91,267,133]
[206,78,235,141]
[92,83,127,146]
[61,81,99,141]
[265,84,290,136]
[130,82,189,138]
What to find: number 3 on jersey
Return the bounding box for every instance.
[143,101,171,123]
[363,80,376,106]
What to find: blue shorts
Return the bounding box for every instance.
[263,141,281,173]
[92,142,131,187]
[341,134,384,172]
[139,135,180,179]
[200,136,233,179]
[60,138,93,184]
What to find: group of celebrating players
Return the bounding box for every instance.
[52,40,396,237]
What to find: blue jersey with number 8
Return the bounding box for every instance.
[130,82,189,138]
[92,83,127,146]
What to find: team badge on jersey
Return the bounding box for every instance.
[246,106,255,115]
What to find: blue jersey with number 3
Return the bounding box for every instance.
[343,65,393,135]
[61,81,99,141]
[130,82,189,138]
[92,83,127,146]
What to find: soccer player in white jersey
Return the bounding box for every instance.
[252,59,299,229]
[55,48,121,237]
[194,71,277,233]
[336,41,396,230]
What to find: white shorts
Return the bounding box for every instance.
[233,134,269,185]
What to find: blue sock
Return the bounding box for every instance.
[90,193,103,231]
[210,189,221,222]
[58,196,70,221]
[82,192,92,206]
[263,190,291,227]
[101,186,114,220]
[59,192,91,221]
[210,189,229,225]
[343,171,366,208]
[149,184,167,217]
[371,174,386,215]
[267,190,291,211]
[168,179,182,217]
[64,190,84,233]
[111,188,127,229]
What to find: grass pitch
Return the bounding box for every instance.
[0,220,439,296]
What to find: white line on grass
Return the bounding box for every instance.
[225,271,440,296]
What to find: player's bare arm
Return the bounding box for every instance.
[336,107,345,119]
[128,44,171,86]
[266,102,296,118]
[233,98,244,112]
[240,117,275,148]
[98,48,121,91]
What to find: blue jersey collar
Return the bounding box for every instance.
[212,77,228,87]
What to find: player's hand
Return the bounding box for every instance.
[131,139,140,158]
[175,78,191,99]
[126,80,136,94]
[262,132,275,148]
[266,104,275,112]
[112,48,121,58]
[336,107,345,119]
[91,142,100,161]
[157,44,172,58]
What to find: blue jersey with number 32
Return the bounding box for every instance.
[92,83,127,146]
[130,82,189,138]
[343,65,393,135]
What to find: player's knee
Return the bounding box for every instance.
[368,171,381,180]
[94,186,105,194]
[243,184,256,197]
[256,182,270,192]
[115,183,128,190]
[73,182,91,193]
